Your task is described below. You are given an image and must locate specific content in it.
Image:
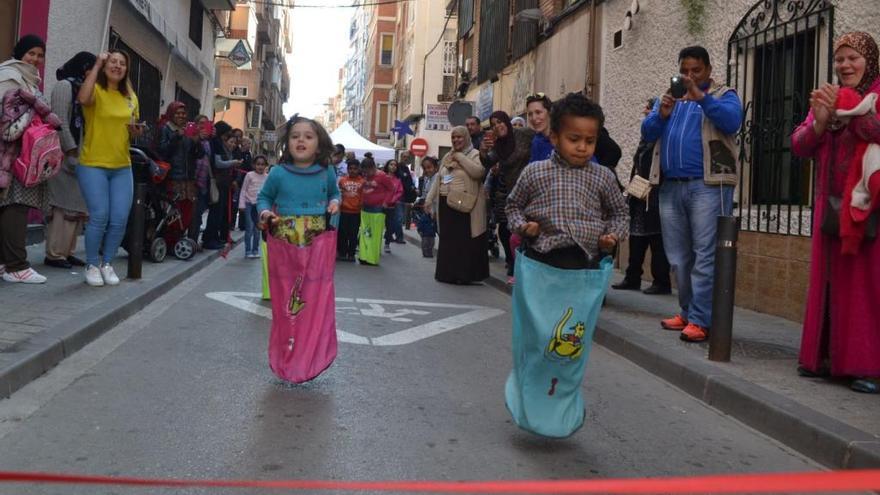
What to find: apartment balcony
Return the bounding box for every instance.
[201,0,236,10]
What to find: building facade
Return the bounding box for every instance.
[452,0,879,322]
[389,0,458,159]
[362,2,396,145]
[344,6,368,137]
[214,0,292,157]
[3,0,235,142]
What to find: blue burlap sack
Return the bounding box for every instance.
[505,253,613,438]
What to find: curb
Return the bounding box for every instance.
[0,239,240,399]
[404,231,880,468]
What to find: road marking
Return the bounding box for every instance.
[205,292,505,347]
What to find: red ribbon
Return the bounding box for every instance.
[0,469,879,493]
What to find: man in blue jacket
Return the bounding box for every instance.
[640,46,743,343]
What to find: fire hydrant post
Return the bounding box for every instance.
[127,183,147,280]
[708,215,741,362]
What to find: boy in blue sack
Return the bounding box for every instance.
[504,92,628,438]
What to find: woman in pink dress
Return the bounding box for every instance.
[790,32,880,393]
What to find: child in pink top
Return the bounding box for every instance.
[238,155,269,258]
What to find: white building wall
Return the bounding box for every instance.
[44,0,109,100]
[46,0,218,120]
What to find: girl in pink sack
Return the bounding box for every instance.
[257,115,340,383]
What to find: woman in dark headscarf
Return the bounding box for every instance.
[43,51,96,270]
[0,35,50,283]
[791,31,880,393]
[481,110,534,282]
[157,100,201,248]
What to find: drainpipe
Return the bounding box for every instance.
[584,0,597,99]
[101,0,114,50]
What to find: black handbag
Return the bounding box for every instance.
[821,195,878,240]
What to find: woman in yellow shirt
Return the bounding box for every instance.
[76,50,144,287]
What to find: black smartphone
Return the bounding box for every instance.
[670,75,687,99]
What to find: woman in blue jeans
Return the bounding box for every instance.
[76,50,144,286]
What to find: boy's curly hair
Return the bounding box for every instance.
[550,92,605,134]
[277,114,335,166]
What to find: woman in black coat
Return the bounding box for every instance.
[613,99,670,294]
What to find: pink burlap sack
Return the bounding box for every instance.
[266,230,338,383]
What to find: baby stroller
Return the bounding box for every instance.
[122,147,197,262]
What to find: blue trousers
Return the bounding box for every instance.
[77,165,133,267]
[659,180,734,328]
[242,203,260,255]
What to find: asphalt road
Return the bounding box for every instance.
[0,239,821,494]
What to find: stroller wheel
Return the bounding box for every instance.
[173,238,197,260]
[149,238,167,262]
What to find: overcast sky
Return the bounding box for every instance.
[283,1,354,120]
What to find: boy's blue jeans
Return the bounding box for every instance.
[659,180,734,328]
[242,203,260,255]
[76,165,133,267]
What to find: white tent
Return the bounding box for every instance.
[329,122,396,163]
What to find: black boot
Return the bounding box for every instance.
[612,279,641,290]
[421,236,435,258]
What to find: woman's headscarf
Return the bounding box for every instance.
[490,110,515,161]
[450,125,473,154]
[158,101,186,130]
[55,52,96,83]
[12,35,45,61]
[835,32,880,95]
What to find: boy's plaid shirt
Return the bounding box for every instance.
[505,152,629,259]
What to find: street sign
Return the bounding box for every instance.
[447,101,474,126]
[205,292,505,346]
[227,40,251,68]
[425,104,450,131]
[409,138,429,157]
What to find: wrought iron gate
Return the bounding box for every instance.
[726,0,834,236]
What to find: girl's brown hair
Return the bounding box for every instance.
[96,50,133,97]
[277,114,334,166]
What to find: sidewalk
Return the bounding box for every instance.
[404,231,880,469]
[0,232,241,399]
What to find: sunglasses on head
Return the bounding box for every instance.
[526,92,549,103]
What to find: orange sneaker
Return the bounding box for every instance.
[660,314,688,331]
[680,323,709,343]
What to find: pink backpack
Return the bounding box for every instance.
[12,114,63,187]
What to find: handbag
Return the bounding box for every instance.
[207,164,219,205]
[624,175,651,201]
[446,188,477,213]
[821,195,877,240]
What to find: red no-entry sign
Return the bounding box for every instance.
[409,138,429,157]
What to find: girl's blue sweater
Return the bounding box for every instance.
[257,163,341,217]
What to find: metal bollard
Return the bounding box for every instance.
[708,215,741,362]
[127,183,147,280]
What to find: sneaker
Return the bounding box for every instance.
[506,276,515,286]
[384,244,391,254]
[679,323,709,343]
[84,265,104,286]
[0,264,5,275]
[100,263,120,286]
[3,268,47,284]
[660,314,688,331]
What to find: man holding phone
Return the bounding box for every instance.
[640,45,743,343]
